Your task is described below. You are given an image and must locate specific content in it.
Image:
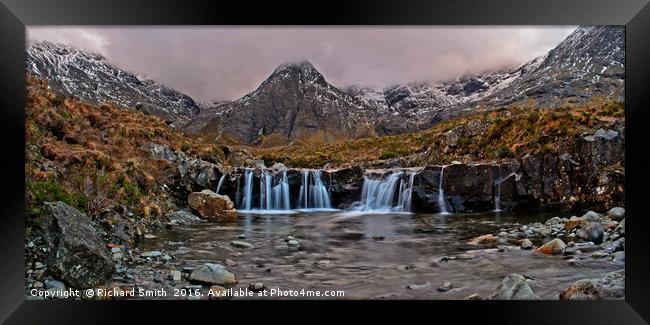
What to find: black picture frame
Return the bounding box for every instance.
[1,0,649,323]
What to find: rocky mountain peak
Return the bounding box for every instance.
[265,60,327,88]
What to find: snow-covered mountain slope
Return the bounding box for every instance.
[26,41,200,121]
[344,25,625,134]
[183,61,377,143]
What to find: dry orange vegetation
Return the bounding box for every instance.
[25,77,225,226]
[247,99,624,168]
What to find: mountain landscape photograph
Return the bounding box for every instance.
[25,26,625,300]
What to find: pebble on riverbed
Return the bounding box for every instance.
[437,281,454,292]
[249,282,266,292]
[229,241,254,249]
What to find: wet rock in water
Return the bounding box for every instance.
[170,270,182,282]
[141,251,162,258]
[237,234,246,239]
[607,207,625,221]
[490,274,540,300]
[564,216,588,231]
[577,222,604,244]
[540,226,552,237]
[535,238,566,255]
[464,293,482,300]
[229,241,254,249]
[581,211,602,221]
[189,263,237,286]
[406,282,431,290]
[559,269,624,300]
[467,234,497,245]
[208,285,230,300]
[188,190,238,222]
[591,251,609,258]
[372,235,386,241]
[42,201,114,289]
[143,234,157,239]
[249,282,266,292]
[520,239,534,250]
[457,252,477,260]
[437,281,454,292]
[611,251,625,263]
[287,239,301,248]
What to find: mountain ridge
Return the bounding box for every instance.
[26,41,201,122]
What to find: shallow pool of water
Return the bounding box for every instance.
[133,211,622,300]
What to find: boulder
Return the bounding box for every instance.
[581,211,602,221]
[490,274,540,300]
[42,202,115,289]
[535,238,566,255]
[467,234,497,245]
[607,207,625,220]
[559,269,624,300]
[188,190,237,221]
[577,222,605,245]
[564,216,588,231]
[189,263,237,286]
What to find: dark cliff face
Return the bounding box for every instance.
[184,61,377,144]
[163,125,623,214]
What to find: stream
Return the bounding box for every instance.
[129,210,622,300]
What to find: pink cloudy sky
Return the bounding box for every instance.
[27,26,576,102]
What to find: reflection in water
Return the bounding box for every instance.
[137,211,622,300]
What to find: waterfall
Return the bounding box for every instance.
[240,169,292,211]
[298,170,332,209]
[216,174,226,194]
[493,168,517,212]
[355,171,415,212]
[242,169,254,210]
[493,166,502,212]
[438,167,449,214]
[395,172,416,212]
[259,170,273,209]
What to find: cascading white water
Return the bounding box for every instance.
[240,169,292,211]
[272,171,291,210]
[298,170,332,209]
[216,174,226,194]
[494,166,502,212]
[438,167,449,214]
[242,169,254,210]
[355,171,416,212]
[493,168,517,212]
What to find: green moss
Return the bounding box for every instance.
[379,151,398,160]
[26,179,88,217]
